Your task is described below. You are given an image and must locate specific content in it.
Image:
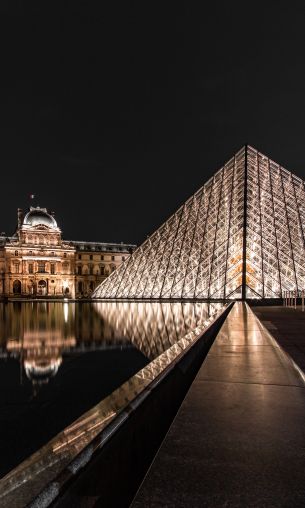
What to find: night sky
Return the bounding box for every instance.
[1,3,305,245]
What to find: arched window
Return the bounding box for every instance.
[13,280,22,294]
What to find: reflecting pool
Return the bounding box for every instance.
[0,301,220,477]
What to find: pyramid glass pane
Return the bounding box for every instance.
[93,146,305,299]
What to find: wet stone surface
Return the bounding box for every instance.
[132,303,305,508]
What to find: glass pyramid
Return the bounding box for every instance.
[93,145,305,299]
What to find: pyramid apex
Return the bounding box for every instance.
[93,145,305,300]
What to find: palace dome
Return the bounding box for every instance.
[24,358,62,385]
[23,207,57,228]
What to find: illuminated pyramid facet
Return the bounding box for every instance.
[93,146,305,299]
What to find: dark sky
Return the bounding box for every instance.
[1,2,305,245]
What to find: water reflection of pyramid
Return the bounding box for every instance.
[93,145,305,300]
[93,301,221,359]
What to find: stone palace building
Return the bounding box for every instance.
[0,207,136,299]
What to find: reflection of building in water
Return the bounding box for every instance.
[0,302,133,386]
[0,301,221,388]
[3,302,76,386]
[0,206,136,298]
[93,301,222,359]
[7,330,75,385]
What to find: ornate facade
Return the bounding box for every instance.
[0,207,135,299]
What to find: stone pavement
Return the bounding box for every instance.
[253,304,305,374]
[131,302,305,508]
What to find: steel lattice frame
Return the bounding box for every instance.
[93,145,305,299]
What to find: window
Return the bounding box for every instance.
[122,256,125,261]
[15,250,18,256]
[29,263,33,274]
[101,255,104,260]
[90,254,93,260]
[100,266,105,275]
[111,265,116,272]
[89,281,94,290]
[64,253,67,258]
[78,266,82,275]
[111,256,115,261]
[37,261,45,273]
[78,254,81,260]
[78,281,83,293]
[51,251,54,256]
[89,265,93,275]
[13,262,20,273]
[13,280,21,294]
[50,263,55,275]
[29,250,33,255]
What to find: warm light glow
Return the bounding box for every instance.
[93,146,305,300]
[64,302,69,322]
